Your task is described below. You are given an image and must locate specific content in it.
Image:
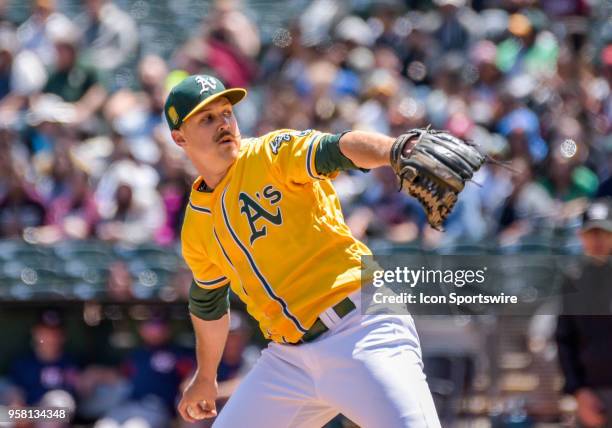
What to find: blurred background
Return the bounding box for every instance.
[0,0,611,426]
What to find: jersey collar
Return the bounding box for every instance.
[189,162,236,208]
[188,140,250,209]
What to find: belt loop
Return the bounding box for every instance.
[318,309,336,330]
[348,290,361,311]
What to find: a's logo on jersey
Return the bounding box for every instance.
[239,185,283,245]
[270,130,313,154]
[270,133,292,154]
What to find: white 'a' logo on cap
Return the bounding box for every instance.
[195,76,217,94]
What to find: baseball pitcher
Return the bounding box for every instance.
[166,75,484,427]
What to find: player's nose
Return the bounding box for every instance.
[217,116,231,132]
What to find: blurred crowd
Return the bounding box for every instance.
[0,0,610,250]
[0,308,259,427]
[0,0,612,425]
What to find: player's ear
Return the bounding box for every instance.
[171,129,187,148]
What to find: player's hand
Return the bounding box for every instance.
[576,388,606,427]
[178,373,219,423]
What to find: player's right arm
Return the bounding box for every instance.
[178,279,230,422]
[178,220,232,422]
[178,311,229,422]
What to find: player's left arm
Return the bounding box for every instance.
[320,129,486,229]
[264,129,384,183]
[334,131,395,170]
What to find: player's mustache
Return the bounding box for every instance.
[215,130,236,143]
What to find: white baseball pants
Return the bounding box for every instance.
[213,292,441,428]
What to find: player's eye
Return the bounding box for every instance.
[223,110,232,117]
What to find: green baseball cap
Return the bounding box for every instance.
[164,74,247,130]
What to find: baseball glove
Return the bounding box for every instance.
[390,128,485,230]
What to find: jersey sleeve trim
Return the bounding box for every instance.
[314,131,370,175]
[306,132,332,180]
[189,282,230,321]
[194,275,230,288]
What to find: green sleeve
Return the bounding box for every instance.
[314,131,370,175]
[188,282,230,321]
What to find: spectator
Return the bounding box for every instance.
[94,133,160,213]
[346,167,423,242]
[16,0,71,67]
[498,105,548,163]
[43,20,107,123]
[136,54,169,134]
[43,167,99,241]
[468,40,502,126]
[0,47,47,113]
[496,13,559,77]
[498,157,556,237]
[25,94,78,158]
[0,167,46,238]
[75,0,138,72]
[176,0,259,88]
[102,55,169,165]
[155,150,191,245]
[94,132,164,245]
[104,313,194,426]
[96,179,165,245]
[76,364,128,423]
[556,198,612,427]
[541,146,599,201]
[0,24,48,114]
[433,0,470,53]
[205,0,260,60]
[8,311,79,405]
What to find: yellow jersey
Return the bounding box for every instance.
[181,129,371,343]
